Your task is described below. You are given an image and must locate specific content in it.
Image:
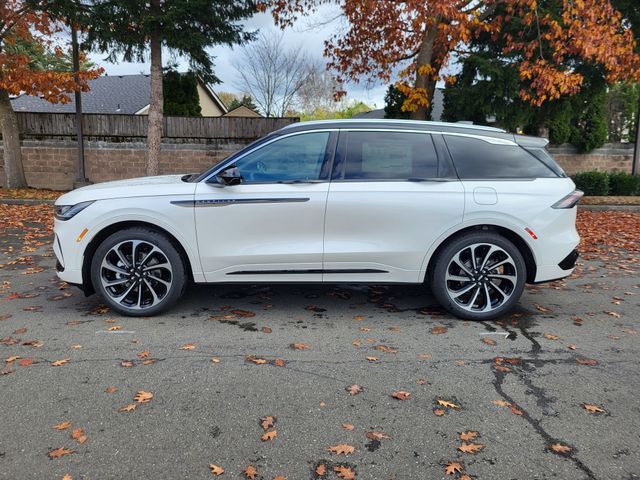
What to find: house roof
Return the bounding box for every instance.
[223,105,262,117]
[10,73,228,115]
[353,87,445,121]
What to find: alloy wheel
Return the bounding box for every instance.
[444,243,518,313]
[100,239,173,310]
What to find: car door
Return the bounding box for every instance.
[323,129,465,283]
[194,130,336,282]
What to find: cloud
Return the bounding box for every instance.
[87,6,389,108]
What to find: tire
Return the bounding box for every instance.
[429,232,526,321]
[90,227,187,316]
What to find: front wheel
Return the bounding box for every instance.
[91,227,187,316]
[430,232,526,321]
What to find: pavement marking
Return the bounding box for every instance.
[480,332,511,337]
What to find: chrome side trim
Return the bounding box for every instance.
[171,198,310,208]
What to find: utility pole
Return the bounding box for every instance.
[71,25,89,188]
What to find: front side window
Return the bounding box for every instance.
[232,132,330,183]
[343,131,439,180]
[444,135,558,179]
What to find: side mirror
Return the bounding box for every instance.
[214,166,242,186]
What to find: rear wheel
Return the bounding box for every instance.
[91,227,187,316]
[430,232,526,321]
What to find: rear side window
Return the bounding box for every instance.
[444,135,558,179]
[344,131,438,180]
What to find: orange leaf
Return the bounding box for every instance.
[328,443,355,455]
[261,430,277,441]
[334,465,356,479]
[437,399,459,409]
[342,423,354,430]
[48,447,75,459]
[315,464,327,476]
[291,343,310,350]
[51,358,70,366]
[243,465,258,479]
[71,427,87,444]
[458,442,484,454]
[550,443,572,454]
[583,403,605,414]
[261,415,276,430]
[392,391,411,400]
[119,403,136,413]
[134,390,153,403]
[444,462,463,475]
[431,326,447,334]
[482,337,497,346]
[459,431,478,442]
[53,421,71,430]
[180,343,196,350]
[346,384,363,395]
[104,386,118,393]
[366,431,390,441]
[209,464,225,476]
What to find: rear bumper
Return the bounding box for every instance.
[533,249,579,284]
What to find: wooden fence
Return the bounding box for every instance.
[14,112,298,140]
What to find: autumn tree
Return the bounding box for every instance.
[84,0,256,176]
[261,0,640,120]
[0,0,101,188]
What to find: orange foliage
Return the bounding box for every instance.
[0,0,102,102]
[261,0,640,111]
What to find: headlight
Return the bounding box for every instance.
[54,201,95,221]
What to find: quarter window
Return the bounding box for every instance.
[343,131,439,180]
[233,132,330,183]
[444,135,558,179]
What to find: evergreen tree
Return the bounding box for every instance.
[228,95,258,112]
[163,70,201,117]
[384,85,411,120]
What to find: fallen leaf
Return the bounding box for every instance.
[62,475,73,480]
[71,427,87,444]
[605,311,621,318]
[583,404,605,414]
[5,356,20,363]
[107,326,122,331]
[246,355,267,365]
[417,353,432,359]
[13,327,27,334]
[232,309,256,318]
[353,315,364,321]
[104,386,118,394]
[543,333,559,340]
[291,343,310,350]
[510,405,524,416]
[328,443,355,455]
[134,390,153,403]
[273,476,286,480]
[53,421,72,430]
[458,442,485,454]
[431,326,447,335]
[261,416,276,430]
[48,447,75,459]
[51,358,70,367]
[137,351,150,359]
[180,343,196,350]
[550,443,572,454]
[209,464,225,476]
[392,391,411,400]
[437,399,460,409]
[567,344,577,350]
[346,384,363,396]
[459,431,478,442]
[365,356,378,362]
[492,400,510,407]
[261,430,277,442]
[243,465,258,479]
[433,408,446,416]
[334,466,356,479]
[374,344,397,353]
[119,404,136,413]
[211,357,221,364]
[71,344,82,349]
[482,337,497,346]
[261,327,272,333]
[315,464,326,476]
[120,360,135,368]
[273,358,286,367]
[366,431,390,441]
[342,423,354,430]
[534,304,550,313]
[576,357,599,366]
[352,339,361,347]
[444,462,463,475]
[416,378,427,385]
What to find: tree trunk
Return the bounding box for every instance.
[146,30,163,177]
[410,25,439,121]
[0,88,27,188]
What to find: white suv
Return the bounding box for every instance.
[53,120,582,320]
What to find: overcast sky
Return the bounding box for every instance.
[86,6,390,109]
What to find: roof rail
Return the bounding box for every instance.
[281,118,507,133]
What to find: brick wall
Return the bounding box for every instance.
[0,140,247,190]
[549,143,634,176]
[0,140,635,191]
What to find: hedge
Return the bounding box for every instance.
[571,171,640,196]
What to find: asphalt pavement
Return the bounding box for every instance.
[0,218,638,480]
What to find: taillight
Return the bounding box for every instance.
[551,190,584,209]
